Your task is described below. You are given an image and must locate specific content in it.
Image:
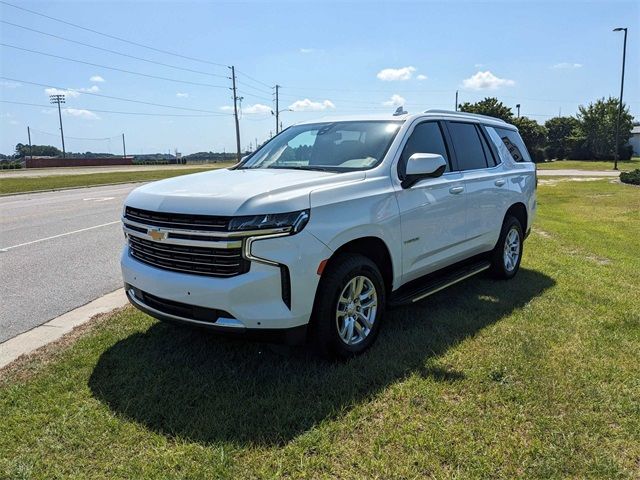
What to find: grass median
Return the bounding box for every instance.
[1,179,639,479]
[536,157,640,171]
[0,164,234,195]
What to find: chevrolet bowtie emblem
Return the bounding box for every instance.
[148,228,168,241]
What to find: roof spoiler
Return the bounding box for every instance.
[424,109,508,123]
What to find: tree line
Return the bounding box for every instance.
[459,97,635,162]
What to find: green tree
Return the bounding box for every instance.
[458,97,513,122]
[510,116,547,161]
[577,97,634,160]
[544,116,579,159]
[14,143,62,158]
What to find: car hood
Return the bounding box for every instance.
[124,167,365,216]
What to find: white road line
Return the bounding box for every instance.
[0,221,120,251]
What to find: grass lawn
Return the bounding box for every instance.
[1,179,639,479]
[0,165,233,195]
[537,157,640,171]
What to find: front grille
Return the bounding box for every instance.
[125,206,230,231]
[128,235,249,277]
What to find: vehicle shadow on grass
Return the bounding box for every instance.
[89,268,554,446]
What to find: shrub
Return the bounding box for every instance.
[618,144,633,161]
[620,169,640,185]
[530,148,546,163]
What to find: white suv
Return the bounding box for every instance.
[121,110,536,358]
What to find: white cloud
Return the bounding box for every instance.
[416,74,428,81]
[474,63,485,68]
[45,87,80,98]
[89,75,105,82]
[1,80,22,88]
[9,120,19,125]
[220,106,234,112]
[243,103,272,114]
[78,85,100,93]
[176,92,189,98]
[299,48,314,54]
[461,71,515,90]
[382,94,406,107]
[63,108,100,120]
[288,98,335,111]
[377,66,416,81]
[551,62,583,69]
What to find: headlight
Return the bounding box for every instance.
[228,209,310,233]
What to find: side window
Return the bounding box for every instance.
[488,127,532,163]
[399,122,449,178]
[447,122,488,171]
[478,126,498,167]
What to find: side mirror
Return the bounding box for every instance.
[402,153,447,188]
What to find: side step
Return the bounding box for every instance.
[389,259,491,307]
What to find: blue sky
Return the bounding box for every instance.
[1,0,638,155]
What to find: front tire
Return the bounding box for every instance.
[312,254,385,359]
[490,215,523,279]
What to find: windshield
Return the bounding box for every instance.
[238,121,403,172]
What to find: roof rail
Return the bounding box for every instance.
[424,109,508,123]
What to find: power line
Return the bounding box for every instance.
[0,20,230,80]
[0,77,233,114]
[0,43,229,89]
[236,79,273,95]
[29,127,122,141]
[0,100,232,117]
[0,0,229,69]
[235,69,273,89]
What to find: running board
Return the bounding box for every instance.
[389,259,491,307]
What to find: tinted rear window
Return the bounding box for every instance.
[447,122,489,171]
[490,127,532,163]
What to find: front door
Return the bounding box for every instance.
[394,121,467,283]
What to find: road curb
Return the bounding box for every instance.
[0,288,127,369]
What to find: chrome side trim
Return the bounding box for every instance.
[411,264,490,303]
[127,288,246,330]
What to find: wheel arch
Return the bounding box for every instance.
[326,236,394,296]
[505,202,528,233]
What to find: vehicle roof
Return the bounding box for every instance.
[295,110,516,130]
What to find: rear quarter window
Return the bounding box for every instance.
[487,126,532,163]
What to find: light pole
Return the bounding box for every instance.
[271,108,292,134]
[516,104,521,118]
[613,27,627,170]
[49,94,66,158]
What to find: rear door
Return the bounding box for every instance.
[445,121,508,253]
[394,120,467,283]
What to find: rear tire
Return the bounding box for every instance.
[312,254,385,359]
[490,216,523,279]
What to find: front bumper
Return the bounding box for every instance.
[121,230,332,338]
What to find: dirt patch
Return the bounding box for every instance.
[533,227,552,238]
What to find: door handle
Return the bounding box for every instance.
[449,186,464,194]
[495,179,506,187]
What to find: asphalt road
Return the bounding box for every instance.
[0,183,137,343]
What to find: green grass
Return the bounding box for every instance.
[537,157,640,171]
[0,165,233,195]
[1,180,639,479]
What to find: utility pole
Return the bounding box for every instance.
[49,94,66,158]
[455,90,458,111]
[230,65,241,162]
[516,104,521,118]
[275,85,279,134]
[27,126,33,160]
[122,133,127,160]
[613,27,628,171]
